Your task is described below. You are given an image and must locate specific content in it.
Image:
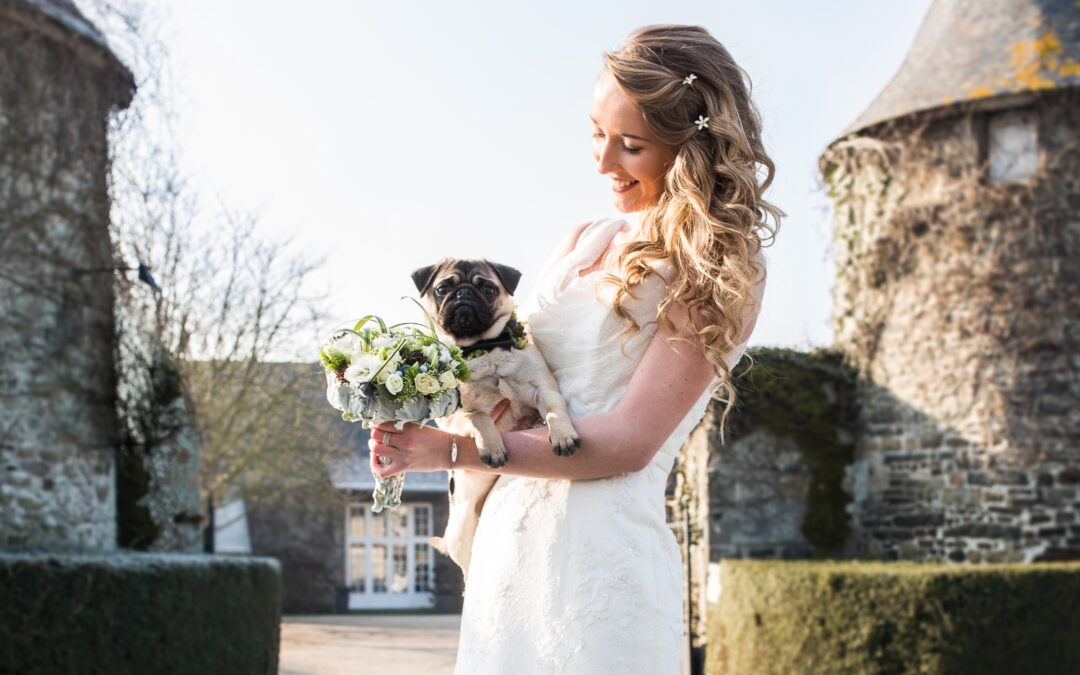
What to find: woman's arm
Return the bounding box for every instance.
[370,258,766,481]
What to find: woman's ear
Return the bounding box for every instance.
[489,262,522,296]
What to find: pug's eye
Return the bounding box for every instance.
[481,284,497,297]
[434,283,450,298]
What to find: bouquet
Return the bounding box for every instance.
[320,314,470,512]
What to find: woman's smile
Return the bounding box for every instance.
[612,179,638,193]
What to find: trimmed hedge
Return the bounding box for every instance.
[0,551,281,675]
[708,559,1080,675]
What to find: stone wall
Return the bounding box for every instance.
[246,484,349,613]
[822,87,1080,562]
[709,428,815,561]
[0,5,132,551]
[706,347,859,563]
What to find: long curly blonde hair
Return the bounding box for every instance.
[599,24,783,439]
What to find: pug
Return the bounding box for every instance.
[411,258,580,580]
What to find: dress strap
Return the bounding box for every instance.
[569,218,628,274]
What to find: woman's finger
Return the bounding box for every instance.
[369,438,407,478]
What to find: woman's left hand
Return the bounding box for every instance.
[368,422,452,478]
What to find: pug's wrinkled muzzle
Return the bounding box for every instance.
[444,299,493,338]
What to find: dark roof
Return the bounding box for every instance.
[840,0,1080,137]
[2,0,135,105]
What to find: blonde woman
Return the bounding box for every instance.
[369,24,780,674]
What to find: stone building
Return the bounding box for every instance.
[820,0,1079,564]
[0,0,135,551]
[0,3,280,671]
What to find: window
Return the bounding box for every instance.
[349,506,366,538]
[348,544,366,592]
[392,544,409,593]
[372,544,387,593]
[345,502,437,608]
[392,510,409,538]
[414,505,431,537]
[987,109,1037,183]
[415,543,433,592]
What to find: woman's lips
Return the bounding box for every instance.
[612,179,638,193]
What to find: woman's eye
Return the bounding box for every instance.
[622,144,642,154]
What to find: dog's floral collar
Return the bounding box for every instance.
[462,312,528,360]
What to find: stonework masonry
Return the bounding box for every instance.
[821,87,1080,563]
[0,3,134,551]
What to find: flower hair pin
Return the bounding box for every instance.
[694,115,710,131]
[682,73,697,87]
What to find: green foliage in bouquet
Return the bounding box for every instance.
[319,309,470,512]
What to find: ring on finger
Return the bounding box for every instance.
[381,429,393,445]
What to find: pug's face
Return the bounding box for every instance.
[411,259,522,346]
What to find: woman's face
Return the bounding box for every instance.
[591,68,676,213]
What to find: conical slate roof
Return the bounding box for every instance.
[842,0,1080,136]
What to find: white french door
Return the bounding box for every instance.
[345,502,436,609]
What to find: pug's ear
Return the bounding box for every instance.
[489,262,522,296]
[411,263,441,295]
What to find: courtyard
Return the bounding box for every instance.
[279,614,461,675]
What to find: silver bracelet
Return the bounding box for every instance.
[448,437,458,504]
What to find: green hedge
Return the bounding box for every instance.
[0,551,281,675]
[708,559,1080,675]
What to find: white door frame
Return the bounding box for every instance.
[345,501,436,609]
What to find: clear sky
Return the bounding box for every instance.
[150,0,934,357]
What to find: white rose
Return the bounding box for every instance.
[415,372,440,395]
[438,370,457,390]
[385,372,404,395]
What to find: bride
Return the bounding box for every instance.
[368,23,780,674]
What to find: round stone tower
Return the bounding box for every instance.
[820,0,1080,563]
[0,0,135,550]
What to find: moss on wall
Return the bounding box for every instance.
[727,347,859,556]
[115,352,184,550]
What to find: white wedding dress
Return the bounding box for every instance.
[453,217,765,675]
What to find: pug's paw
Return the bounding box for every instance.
[479,448,508,469]
[550,430,581,457]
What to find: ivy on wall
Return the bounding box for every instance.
[727,347,860,557]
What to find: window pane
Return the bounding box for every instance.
[414,505,430,537]
[372,544,387,593]
[370,511,387,537]
[414,543,432,592]
[349,506,366,539]
[391,544,409,593]
[392,510,408,538]
[349,544,366,592]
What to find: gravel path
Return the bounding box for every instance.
[279,614,461,675]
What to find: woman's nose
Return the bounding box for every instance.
[595,140,619,176]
